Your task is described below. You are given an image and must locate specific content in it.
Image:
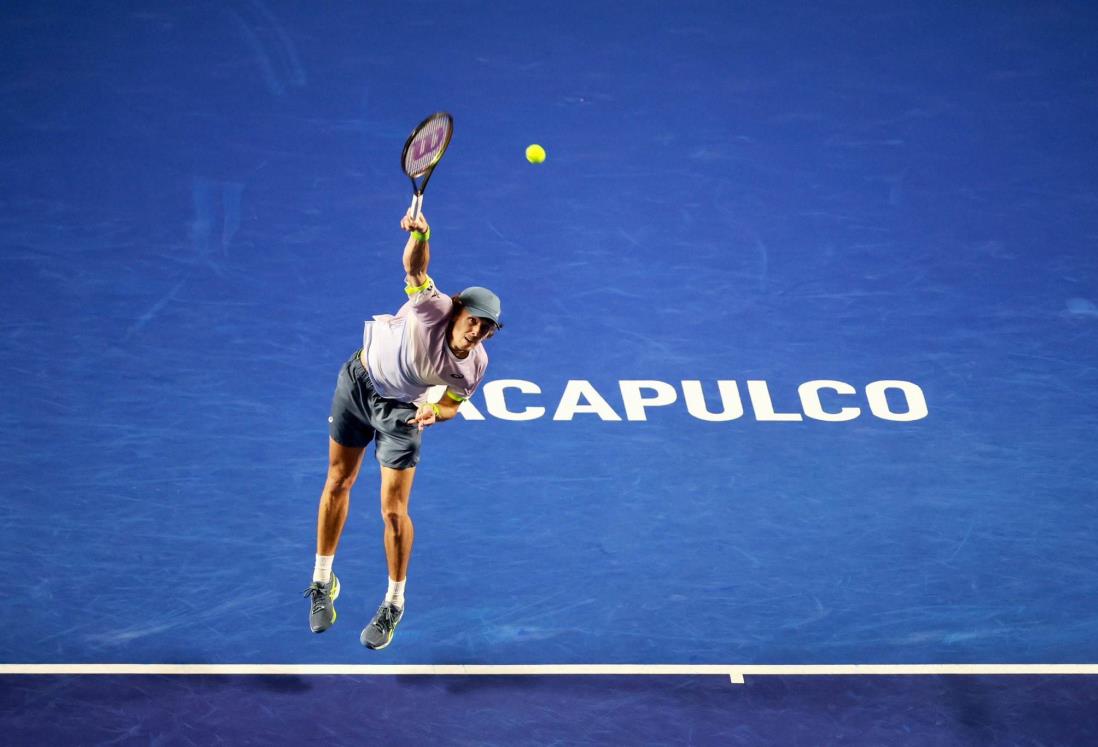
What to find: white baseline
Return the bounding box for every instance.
[3,664,1096,677]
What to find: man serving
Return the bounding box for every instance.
[305,210,501,649]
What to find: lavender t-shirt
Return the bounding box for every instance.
[362,278,488,405]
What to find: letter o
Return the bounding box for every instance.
[865,380,928,421]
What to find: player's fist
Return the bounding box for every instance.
[401,212,429,235]
[406,403,438,431]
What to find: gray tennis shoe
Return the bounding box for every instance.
[304,573,340,633]
[360,602,404,650]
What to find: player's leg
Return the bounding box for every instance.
[380,465,416,585]
[307,353,374,634]
[360,397,421,648]
[317,437,367,556]
[305,438,366,633]
[361,465,415,649]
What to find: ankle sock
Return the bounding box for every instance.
[385,577,405,609]
[313,554,334,584]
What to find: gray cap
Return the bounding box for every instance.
[458,286,502,325]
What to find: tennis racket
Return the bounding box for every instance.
[401,112,453,220]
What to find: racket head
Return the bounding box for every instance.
[401,112,454,181]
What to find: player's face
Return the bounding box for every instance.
[449,308,494,353]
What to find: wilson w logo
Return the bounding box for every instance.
[413,129,444,161]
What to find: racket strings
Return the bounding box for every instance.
[404,117,451,177]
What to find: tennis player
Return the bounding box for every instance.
[304,210,501,649]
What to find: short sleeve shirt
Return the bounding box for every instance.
[362,277,488,405]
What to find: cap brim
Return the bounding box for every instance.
[464,305,500,324]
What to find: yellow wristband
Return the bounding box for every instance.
[411,228,431,241]
[405,275,433,295]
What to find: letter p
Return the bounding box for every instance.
[619,380,678,421]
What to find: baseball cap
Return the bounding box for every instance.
[458,286,502,326]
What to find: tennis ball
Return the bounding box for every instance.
[525,144,546,164]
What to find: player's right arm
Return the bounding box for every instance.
[399,210,454,326]
[401,211,431,289]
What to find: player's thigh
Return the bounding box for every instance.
[379,465,416,514]
[327,437,366,491]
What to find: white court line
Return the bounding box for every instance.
[2,664,1097,677]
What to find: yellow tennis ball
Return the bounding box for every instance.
[525,144,546,164]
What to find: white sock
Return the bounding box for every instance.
[313,554,334,584]
[385,577,405,609]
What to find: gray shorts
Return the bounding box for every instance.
[328,351,421,470]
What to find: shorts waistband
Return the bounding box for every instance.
[349,349,371,384]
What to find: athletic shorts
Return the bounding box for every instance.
[328,350,421,469]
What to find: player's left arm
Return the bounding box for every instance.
[407,390,465,430]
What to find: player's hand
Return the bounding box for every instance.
[400,211,430,236]
[406,404,438,431]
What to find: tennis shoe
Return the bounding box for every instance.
[360,602,404,650]
[304,573,340,633]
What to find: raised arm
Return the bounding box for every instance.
[400,211,431,289]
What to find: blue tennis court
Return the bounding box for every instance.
[3,1,1098,743]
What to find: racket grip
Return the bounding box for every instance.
[412,193,424,220]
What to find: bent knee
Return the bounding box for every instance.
[381,508,410,529]
[324,472,357,496]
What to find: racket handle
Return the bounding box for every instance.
[410,193,424,220]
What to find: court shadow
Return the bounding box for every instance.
[395,673,549,694]
[943,677,992,730]
[247,675,313,694]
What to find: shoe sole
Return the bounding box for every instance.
[309,575,341,634]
